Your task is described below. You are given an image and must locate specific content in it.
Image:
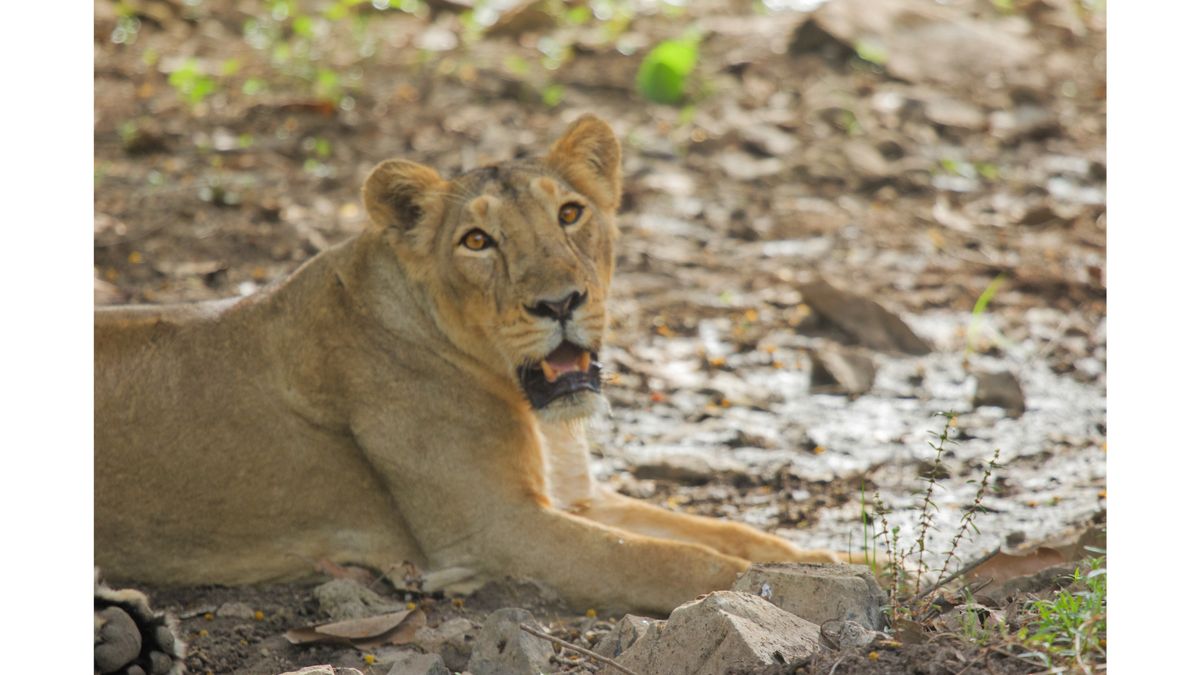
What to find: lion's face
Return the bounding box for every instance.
[362,115,622,419]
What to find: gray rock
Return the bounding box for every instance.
[314,578,404,621]
[810,345,876,396]
[146,650,174,675]
[740,124,799,157]
[972,370,1025,417]
[631,450,750,485]
[593,614,661,659]
[606,591,820,675]
[385,651,451,675]
[95,606,141,674]
[216,601,256,620]
[790,0,1040,93]
[819,619,880,649]
[467,608,553,675]
[732,563,888,630]
[843,140,892,180]
[991,105,1059,143]
[414,617,476,672]
[924,96,986,131]
[799,279,932,355]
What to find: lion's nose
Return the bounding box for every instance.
[526,290,587,322]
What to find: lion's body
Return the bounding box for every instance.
[95,116,838,614]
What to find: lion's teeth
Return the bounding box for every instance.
[579,352,591,371]
[540,360,559,383]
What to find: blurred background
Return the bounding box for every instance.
[94,0,1105,670]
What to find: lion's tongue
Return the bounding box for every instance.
[539,344,590,384]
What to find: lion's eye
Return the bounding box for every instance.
[558,203,584,227]
[460,229,495,251]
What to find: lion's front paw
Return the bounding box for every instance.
[94,570,186,675]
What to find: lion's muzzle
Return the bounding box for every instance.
[518,341,601,408]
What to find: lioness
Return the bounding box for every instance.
[95,115,838,614]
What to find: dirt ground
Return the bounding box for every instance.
[94,0,1105,672]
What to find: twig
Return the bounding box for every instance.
[519,623,640,675]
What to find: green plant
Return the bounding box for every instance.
[863,412,1002,621]
[853,38,888,66]
[636,34,699,104]
[1020,558,1107,669]
[167,59,216,106]
[956,587,1009,645]
[931,446,1000,590]
[908,411,957,598]
[965,273,1006,357]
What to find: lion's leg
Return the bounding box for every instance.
[536,419,840,564]
[579,487,841,563]
[471,503,752,614]
[352,412,751,614]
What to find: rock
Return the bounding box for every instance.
[740,124,799,157]
[842,139,892,180]
[466,608,554,675]
[385,651,451,675]
[146,650,175,675]
[990,105,1060,143]
[314,578,405,621]
[485,0,557,39]
[95,606,141,674]
[414,617,476,672]
[972,370,1025,417]
[790,0,1040,93]
[216,601,256,620]
[593,614,661,659]
[717,151,785,181]
[819,619,880,649]
[731,563,888,630]
[606,591,820,675]
[798,279,932,355]
[923,96,986,132]
[631,449,750,485]
[809,345,876,396]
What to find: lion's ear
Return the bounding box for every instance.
[362,159,447,232]
[546,114,622,211]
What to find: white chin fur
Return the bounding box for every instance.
[534,390,609,424]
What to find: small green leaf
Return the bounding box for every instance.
[636,36,699,105]
[854,38,888,65]
[541,84,565,107]
[293,14,314,38]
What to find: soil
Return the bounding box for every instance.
[94,0,1105,673]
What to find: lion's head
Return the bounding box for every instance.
[361,115,622,419]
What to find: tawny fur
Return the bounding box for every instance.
[94,115,839,615]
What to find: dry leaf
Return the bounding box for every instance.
[964,547,1066,586]
[285,608,426,650]
[892,617,928,644]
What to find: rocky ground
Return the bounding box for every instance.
[94,0,1106,672]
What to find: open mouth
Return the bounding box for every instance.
[517,341,602,409]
